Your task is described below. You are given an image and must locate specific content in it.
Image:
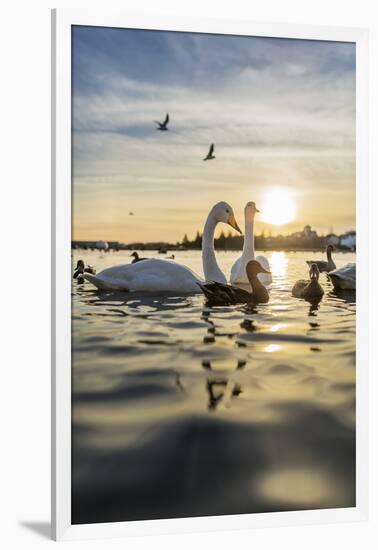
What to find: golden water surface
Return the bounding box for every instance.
[72,250,356,524]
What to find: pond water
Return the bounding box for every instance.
[71,249,356,524]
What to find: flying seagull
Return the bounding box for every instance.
[154,113,169,131]
[203,143,215,161]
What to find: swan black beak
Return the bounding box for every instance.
[228,214,242,234]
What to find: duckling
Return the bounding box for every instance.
[306,244,336,273]
[73,259,96,279]
[198,260,270,306]
[292,263,324,300]
[130,251,147,264]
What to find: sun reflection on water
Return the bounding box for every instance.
[264,344,282,353]
[270,323,287,333]
[269,251,288,278]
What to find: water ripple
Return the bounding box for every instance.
[72,250,356,524]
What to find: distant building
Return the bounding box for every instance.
[302,225,318,240]
[290,225,319,242]
[340,231,356,250]
[326,233,340,246]
[96,240,109,250]
[72,240,124,250]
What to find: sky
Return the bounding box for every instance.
[72,26,356,243]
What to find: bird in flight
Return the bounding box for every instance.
[154,113,170,131]
[203,143,215,161]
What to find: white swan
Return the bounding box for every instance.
[230,201,272,286]
[328,262,356,290]
[84,201,242,293]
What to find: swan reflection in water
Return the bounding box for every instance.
[202,359,246,411]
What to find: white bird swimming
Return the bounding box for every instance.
[230,201,272,287]
[328,262,356,290]
[84,202,242,293]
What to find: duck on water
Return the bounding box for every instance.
[292,263,324,301]
[198,260,271,306]
[306,244,336,273]
[73,259,96,278]
[130,251,147,264]
[73,259,96,285]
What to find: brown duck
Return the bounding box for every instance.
[198,260,270,305]
[292,263,324,300]
[130,251,147,264]
[73,259,96,278]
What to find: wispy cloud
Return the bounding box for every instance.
[72,27,355,241]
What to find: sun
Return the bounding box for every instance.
[260,188,296,226]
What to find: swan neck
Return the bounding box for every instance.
[202,214,225,283]
[249,274,264,293]
[327,249,333,262]
[243,214,255,256]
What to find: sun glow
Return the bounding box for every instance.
[260,188,296,226]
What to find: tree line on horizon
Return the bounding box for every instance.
[180,226,354,251]
[72,225,355,252]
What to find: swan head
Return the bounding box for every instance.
[246,260,270,278]
[326,244,334,254]
[309,263,320,280]
[211,201,242,234]
[244,201,260,220]
[76,259,85,271]
[130,252,139,258]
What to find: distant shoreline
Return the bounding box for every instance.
[72,244,355,254]
[72,226,356,254]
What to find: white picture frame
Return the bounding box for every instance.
[51,8,369,541]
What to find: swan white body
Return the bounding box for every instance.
[84,201,241,292]
[230,202,272,287]
[328,262,356,290]
[85,258,201,293]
